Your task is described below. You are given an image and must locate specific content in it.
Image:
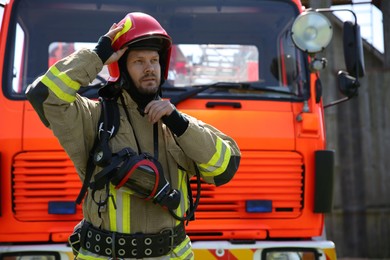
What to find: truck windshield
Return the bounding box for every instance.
[2,0,308,101]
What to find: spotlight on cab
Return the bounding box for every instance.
[291,12,333,55]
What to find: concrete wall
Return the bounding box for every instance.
[319,15,390,258]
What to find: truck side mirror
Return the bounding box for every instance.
[337,19,365,99]
[343,21,365,77]
[335,21,365,99]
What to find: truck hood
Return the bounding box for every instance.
[179,100,295,151]
[22,100,296,151]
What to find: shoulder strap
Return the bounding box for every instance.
[75,139,98,205]
[93,96,120,167]
[75,95,120,204]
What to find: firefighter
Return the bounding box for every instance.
[26,12,240,259]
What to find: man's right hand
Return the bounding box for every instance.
[103,23,128,65]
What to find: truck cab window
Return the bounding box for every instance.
[0,5,3,28]
[12,23,25,93]
[168,44,259,86]
[47,43,260,89]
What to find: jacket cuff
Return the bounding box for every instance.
[162,109,189,137]
[93,36,113,64]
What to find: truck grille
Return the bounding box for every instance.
[12,150,303,221]
[191,150,304,219]
[12,151,83,221]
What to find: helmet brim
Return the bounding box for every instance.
[124,36,171,51]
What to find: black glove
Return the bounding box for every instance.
[93,36,114,64]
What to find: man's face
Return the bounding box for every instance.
[126,49,161,95]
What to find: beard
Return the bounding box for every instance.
[136,73,160,95]
[122,71,161,110]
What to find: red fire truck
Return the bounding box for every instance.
[0,0,364,259]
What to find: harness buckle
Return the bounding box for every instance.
[98,122,115,139]
[160,227,178,252]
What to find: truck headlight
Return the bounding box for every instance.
[291,12,333,54]
[263,248,320,260]
[0,252,60,260]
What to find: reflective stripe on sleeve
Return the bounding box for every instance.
[41,65,80,102]
[198,138,231,177]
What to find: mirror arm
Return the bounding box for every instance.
[324,78,359,109]
[324,94,357,109]
[312,8,357,25]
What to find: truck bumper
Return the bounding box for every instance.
[192,240,336,260]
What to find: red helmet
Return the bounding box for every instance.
[108,12,172,82]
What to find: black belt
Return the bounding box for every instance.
[79,221,186,259]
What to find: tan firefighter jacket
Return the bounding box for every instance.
[26,48,241,259]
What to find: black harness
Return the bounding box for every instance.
[75,95,118,206]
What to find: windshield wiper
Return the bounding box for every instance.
[168,82,297,106]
